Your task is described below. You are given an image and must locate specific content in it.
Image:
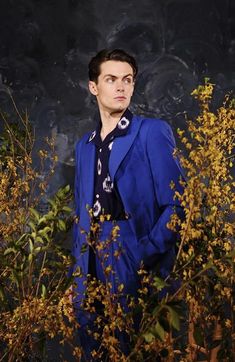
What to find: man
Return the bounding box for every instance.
[72,49,184,359]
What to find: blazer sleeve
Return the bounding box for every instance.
[140,120,185,255]
[74,141,81,218]
[68,140,81,277]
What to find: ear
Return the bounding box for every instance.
[89,81,98,96]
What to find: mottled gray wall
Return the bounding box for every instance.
[0,0,234,192]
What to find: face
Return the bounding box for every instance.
[89,60,135,114]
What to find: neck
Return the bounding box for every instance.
[99,109,126,141]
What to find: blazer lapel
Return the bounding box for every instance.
[109,115,143,180]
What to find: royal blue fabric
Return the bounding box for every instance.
[72,115,185,318]
[77,220,140,360]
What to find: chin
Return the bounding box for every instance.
[116,103,129,111]
[109,106,125,113]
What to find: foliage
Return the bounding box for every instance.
[0,81,234,361]
[0,106,80,361]
[167,80,235,361]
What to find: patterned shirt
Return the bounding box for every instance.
[88,109,133,220]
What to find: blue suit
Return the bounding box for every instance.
[72,115,184,311]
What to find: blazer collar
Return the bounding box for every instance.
[109,114,143,180]
[87,108,133,145]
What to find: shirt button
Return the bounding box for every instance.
[99,148,102,152]
[96,194,99,198]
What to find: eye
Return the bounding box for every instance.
[106,77,114,83]
[124,77,132,84]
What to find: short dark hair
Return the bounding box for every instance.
[88,49,138,83]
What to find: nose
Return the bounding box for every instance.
[116,80,124,92]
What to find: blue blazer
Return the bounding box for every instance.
[73,115,184,303]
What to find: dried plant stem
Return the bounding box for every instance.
[173,199,195,273]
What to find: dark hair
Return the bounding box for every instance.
[88,49,138,82]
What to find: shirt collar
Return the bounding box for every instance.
[87,109,133,144]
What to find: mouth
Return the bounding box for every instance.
[114,96,126,101]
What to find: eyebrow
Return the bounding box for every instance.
[103,73,134,78]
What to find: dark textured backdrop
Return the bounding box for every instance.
[0,1,234,358]
[0,0,234,192]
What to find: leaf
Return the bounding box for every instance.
[35,246,48,253]
[154,321,166,341]
[38,216,48,225]
[64,184,70,193]
[31,232,36,239]
[41,284,47,299]
[43,233,51,243]
[56,188,64,199]
[48,199,56,208]
[81,244,88,253]
[15,233,28,244]
[152,305,161,316]
[28,221,37,232]
[35,236,44,244]
[29,239,34,253]
[34,246,42,253]
[4,247,17,256]
[29,208,40,221]
[153,276,167,291]
[62,206,72,213]
[143,332,155,343]
[38,211,55,225]
[0,286,6,302]
[11,270,20,287]
[57,219,66,231]
[193,325,204,347]
[165,306,180,331]
[28,253,33,262]
[38,226,52,236]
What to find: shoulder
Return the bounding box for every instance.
[74,131,94,164]
[75,131,93,150]
[133,115,173,138]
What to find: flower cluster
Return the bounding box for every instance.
[168,80,235,360]
[0,105,77,361]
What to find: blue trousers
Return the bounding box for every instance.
[78,220,141,361]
